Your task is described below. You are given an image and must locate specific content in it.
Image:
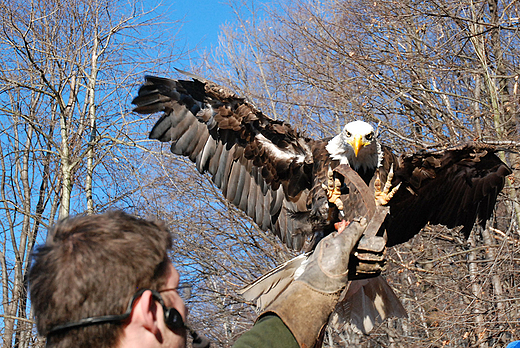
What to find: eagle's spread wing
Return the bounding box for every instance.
[132,74,318,250]
[133,74,512,249]
[385,144,512,246]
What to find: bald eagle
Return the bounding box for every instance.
[132,72,511,250]
[132,72,511,333]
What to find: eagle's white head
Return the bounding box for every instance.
[326,120,382,171]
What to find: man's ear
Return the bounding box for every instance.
[136,290,160,335]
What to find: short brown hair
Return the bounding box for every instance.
[29,210,173,348]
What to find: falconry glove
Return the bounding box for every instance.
[262,217,368,348]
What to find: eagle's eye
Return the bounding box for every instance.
[345,131,352,138]
[366,132,373,141]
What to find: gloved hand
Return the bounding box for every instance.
[347,206,389,279]
[261,217,369,348]
[296,217,368,293]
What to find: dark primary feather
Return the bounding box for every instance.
[385,144,511,246]
[132,73,319,250]
[133,72,511,251]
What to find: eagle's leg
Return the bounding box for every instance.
[322,167,344,211]
[374,164,401,206]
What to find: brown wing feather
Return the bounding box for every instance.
[385,144,511,246]
[132,74,316,250]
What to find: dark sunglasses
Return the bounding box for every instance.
[47,288,184,335]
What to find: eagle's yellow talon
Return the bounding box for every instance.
[333,196,344,211]
[325,167,344,210]
[375,164,400,206]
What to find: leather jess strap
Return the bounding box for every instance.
[332,164,389,254]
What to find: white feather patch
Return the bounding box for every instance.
[256,133,305,164]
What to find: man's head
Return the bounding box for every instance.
[29,210,181,348]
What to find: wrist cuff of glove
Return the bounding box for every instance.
[260,280,340,348]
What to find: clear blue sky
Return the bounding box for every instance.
[152,1,270,69]
[173,1,233,55]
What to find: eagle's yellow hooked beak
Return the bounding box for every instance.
[352,134,363,157]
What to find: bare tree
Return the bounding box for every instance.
[0,0,185,346]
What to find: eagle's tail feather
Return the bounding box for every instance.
[238,260,406,334]
[331,276,407,334]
